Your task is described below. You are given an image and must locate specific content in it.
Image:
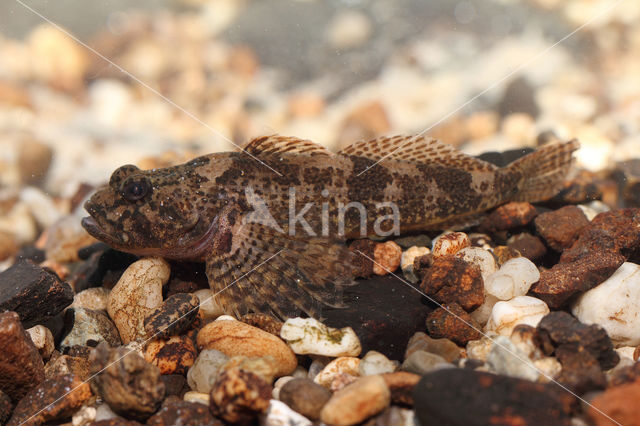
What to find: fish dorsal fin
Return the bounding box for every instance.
[244,135,334,157]
[339,135,497,171]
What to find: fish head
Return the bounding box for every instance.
[82,158,218,260]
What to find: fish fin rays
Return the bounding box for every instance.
[339,135,498,172]
[205,221,354,320]
[243,135,334,157]
[507,139,580,203]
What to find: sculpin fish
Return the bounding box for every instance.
[82,135,579,318]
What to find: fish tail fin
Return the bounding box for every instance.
[507,139,580,203]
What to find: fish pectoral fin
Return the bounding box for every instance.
[339,135,497,172]
[243,134,334,157]
[205,221,354,319]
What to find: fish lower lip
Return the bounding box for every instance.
[81,216,106,239]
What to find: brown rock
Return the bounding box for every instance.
[143,293,199,340]
[534,205,590,251]
[530,251,625,308]
[414,369,575,425]
[608,361,640,387]
[561,208,640,263]
[160,374,187,397]
[240,313,283,336]
[380,371,420,406]
[147,399,222,426]
[17,139,53,185]
[0,261,74,328]
[0,311,45,402]
[507,232,547,261]
[320,375,391,426]
[373,241,402,275]
[412,253,433,282]
[479,202,538,232]
[92,419,141,426]
[0,390,11,425]
[404,331,463,362]
[197,320,297,377]
[144,335,197,375]
[6,374,91,426]
[221,355,280,384]
[349,239,376,278]
[492,245,521,266]
[279,378,331,420]
[536,311,619,371]
[425,303,482,346]
[589,378,640,426]
[89,343,165,421]
[555,345,606,394]
[420,255,484,312]
[44,353,90,381]
[209,368,271,424]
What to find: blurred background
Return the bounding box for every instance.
[0,0,639,242]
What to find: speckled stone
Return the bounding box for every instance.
[147,399,222,426]
[279,378,331,420]
[209,368,271,424]
[60,307,121,351]
[143,293,199,339]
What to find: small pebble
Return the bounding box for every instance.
[373,241,402,275]
[143,292,199,339]
[486,336,539,381]
[314,357,360,388]
[359,350,398,376]
[572,262,640,346]
[261,399,312,426]
[484,257,540,301]
[210,368,271,424]
[187,349,229,393]
[485,296,550,336]
[320,375,391,426]
[45,353,90,381]
[466,332,499,362]
[271,376,293,400]
[144,334,197,375]
[405,332,463,362]
[426,303,482,346]
[380,371,421,406]
[107,257,169,344]
[193,288,225,320]
[221,355,280,384]
[147,399,221,426]
[400,246,430,283]
[281,317,362,357]
[26,324,54,361]
[326,10,372,49]
[401,350,451,375]
[61,307,121,350]
[198,318,297,377]
[183,391,209,405]
[420,255,484,312]
[72,287,110,311]
[44,215,97,263]
[432,232,470,258]
[279,378,331,420]
[455,247,498,280]
[534,205,590,251]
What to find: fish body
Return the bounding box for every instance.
[82,135,579,317]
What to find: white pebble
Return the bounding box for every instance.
[183,391,210,405]
[470,294,499,326]
[615,346,637,360]
[432,232,470,258]
[194,288,225,319]
[72,405,96,426]
[107,257,169,344]
[466,332,499,362]
[261,399,312,426]
[314,357,360,388]
[400,246,430,283]
[281,317,361,357]
[533,357,562,382]
[187,349,229,393]
[487,336,539,381]
[484,257,540,301]
[455,247,498,280]
[73,287,110,311]
[577,200,610,221]
[215,314,237,321]
[26,324,54,360]
[358,350,398,376]
[485,296,549,336]
[572,262,640,346]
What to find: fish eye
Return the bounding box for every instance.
[121,176,152,202]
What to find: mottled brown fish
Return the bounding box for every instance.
[82,135,579,318]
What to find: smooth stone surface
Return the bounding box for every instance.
[89,343,166,421]
[320,375,391,426]
[26,324,54,360]
[413,369,575,425]
[107,257,169,344]
[484,257,539,301]
[314,357,360,388]
[486,336,539,381]
[261,399,312,426]
[0,311,45,402]
[401,350,450,376]
[187,349,230,393]
[279,378,331,420]
[281,317,361,357]
[0,260,74,328]
[359,350,398,376]
[431,232,470,258]
[72,286,110,311]
[60,307,121,350]
[198,320,297,377]
[572,262,640,346]
[405,332,463,363]
[485,296,549,336]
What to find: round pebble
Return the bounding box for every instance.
[485,296,550,336]
[280,317,362,357]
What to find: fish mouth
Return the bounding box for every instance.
[81,216,123,246]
